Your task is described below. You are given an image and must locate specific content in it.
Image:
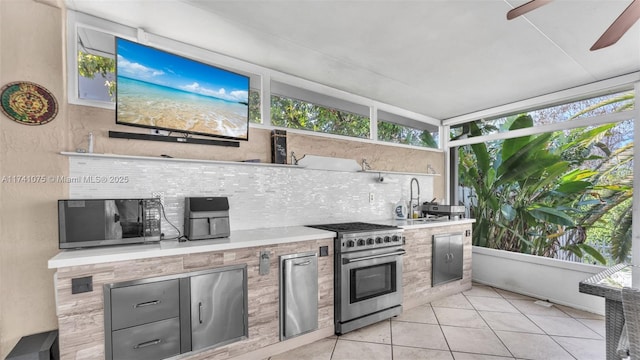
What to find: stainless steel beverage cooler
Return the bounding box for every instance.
[279,252,318,340]
[184,197,230,240]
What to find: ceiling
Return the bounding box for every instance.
[65,0,640,121]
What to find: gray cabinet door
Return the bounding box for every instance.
[281,254,318,340]
[432,233,464,286]
[190,268,246,351]
[432,234,451,286]
[449,233,464,282]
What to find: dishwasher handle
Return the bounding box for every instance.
[343,249,406,264]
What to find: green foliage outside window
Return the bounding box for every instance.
[78,51,116,98]
[270,95,370,139]
[248,90,261,123]
[459,93,634,265]
[378,121,438,148]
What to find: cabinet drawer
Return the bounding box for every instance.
[111,279,179,330]
[112,317,180,360]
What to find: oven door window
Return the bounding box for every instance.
[350,261,396,303]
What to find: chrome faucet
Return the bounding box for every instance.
[409,178,420,219]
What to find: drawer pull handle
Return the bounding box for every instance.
[294,260,312,266]
[133,339,162,349]
[198,302,203,324]
[134,300,161,308]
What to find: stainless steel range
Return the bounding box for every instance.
[307,222,405,334]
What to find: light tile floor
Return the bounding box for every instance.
[269,284,605,360]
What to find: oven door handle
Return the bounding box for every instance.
[343,249,406,264]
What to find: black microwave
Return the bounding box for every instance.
[58,198,162,249]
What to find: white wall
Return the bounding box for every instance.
[472,246,606,315]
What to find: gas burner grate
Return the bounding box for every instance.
[307,222,398,233]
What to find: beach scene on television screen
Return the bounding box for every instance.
[116,39,249,139]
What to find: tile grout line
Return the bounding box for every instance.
[500,288,587,360]
[463,285,517,359]
[508,296,603,339]
[555,305,606,340]
[501,289,579,359]
[429,302,455,357]
[329,336,338,360]
[325,284,604,360]
[503,297,547,335]
[389,318,394,360]
[533,300,597,360]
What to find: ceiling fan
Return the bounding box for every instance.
[507,0,640,51]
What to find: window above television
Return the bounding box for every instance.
[76,26,116,104]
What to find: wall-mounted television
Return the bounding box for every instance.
[115,37,250,141]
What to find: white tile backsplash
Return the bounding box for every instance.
[68,157,434,234]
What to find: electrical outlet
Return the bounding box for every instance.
[369,192,375,204]
[152,191,165,206]
[72,276,93,294]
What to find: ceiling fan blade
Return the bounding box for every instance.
[591,0,640,51]
[507,0,553,20]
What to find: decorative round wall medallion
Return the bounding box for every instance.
[0,81,58,125]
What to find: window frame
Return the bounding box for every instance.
[377,109,439,149]
[444,78,640,266]
[66,10,443,151]
[66,11,134,109]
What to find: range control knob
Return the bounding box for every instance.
[367,238,375,245]
[384,236,391,243]
[357,239,366,246]
[392,235,400,242]
[375,237,383,244]
[346,240,355,248]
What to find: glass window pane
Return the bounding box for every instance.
[77,27,116,102]
[248,89,261,124]
[530,91,634,123]
[377,121,438,148]
[451,90,634,140]
[270,94,370,138]
[458,116,633,265]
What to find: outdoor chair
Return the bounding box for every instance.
[618,287,640,359]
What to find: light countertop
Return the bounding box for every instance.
[48,226,335,269]
[48,219,475,269]
[384,218,475,229]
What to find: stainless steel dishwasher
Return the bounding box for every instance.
[279,251,318,340]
